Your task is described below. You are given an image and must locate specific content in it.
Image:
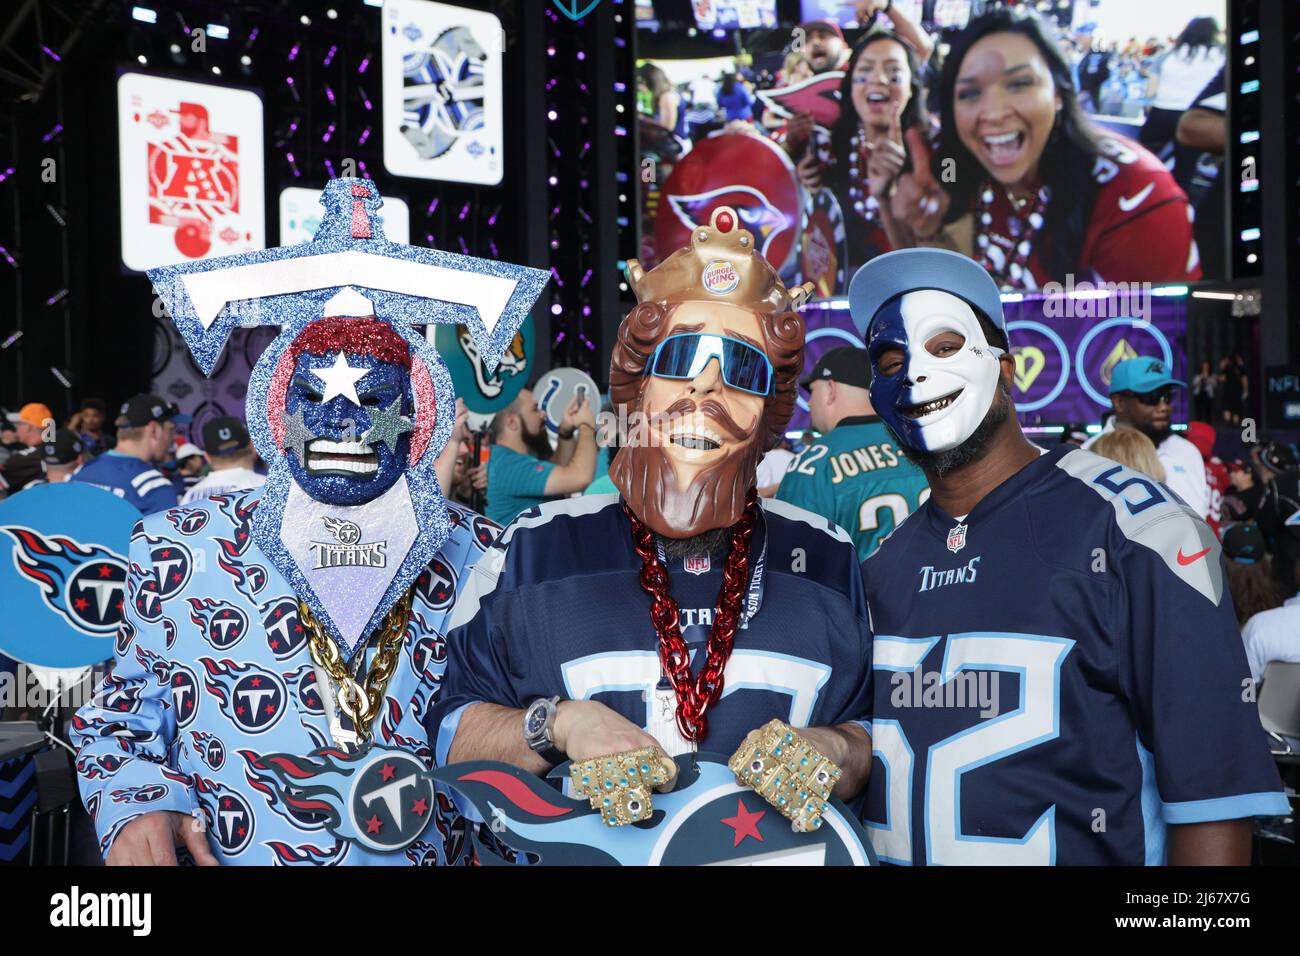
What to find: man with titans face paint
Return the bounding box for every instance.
[850,248,1288,866]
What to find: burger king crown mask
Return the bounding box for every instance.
[625,206,815,313]
[148,179,548,659]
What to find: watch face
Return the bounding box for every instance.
[526,707,547,737]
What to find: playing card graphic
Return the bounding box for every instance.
[382,0,504,185]
[280,187,411,246]
[118,73,265,272]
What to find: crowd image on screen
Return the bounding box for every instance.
[637,3,1232,290]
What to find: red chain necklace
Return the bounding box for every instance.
[625,489,759,743]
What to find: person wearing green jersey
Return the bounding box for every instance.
[777,345,929,559]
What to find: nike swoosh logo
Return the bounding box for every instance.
[1118,182,1156,212]
[1176,546,1211,566]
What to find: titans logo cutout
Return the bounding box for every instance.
[200,658,286,735]
[252,745,439,854]
[146,179,548,662]
[2,527,128,636]
[260,596,306,660]
[145,535,193,603]
[433,755,877,866]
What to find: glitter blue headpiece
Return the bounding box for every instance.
[148,179,548,659]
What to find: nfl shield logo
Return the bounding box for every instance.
[683,554,711,576]
[946,524,968,554]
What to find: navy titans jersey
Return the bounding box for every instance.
[431,495,872,764]
[861,446,1288,865]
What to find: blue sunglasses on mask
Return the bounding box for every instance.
[645,333,773,397]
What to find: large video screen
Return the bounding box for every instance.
[638,0,1229,296]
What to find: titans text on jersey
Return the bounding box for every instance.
[861,445,1288,865]
[430,494,872,774]
[72,493,500,865]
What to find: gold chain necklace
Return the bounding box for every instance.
[297,585,415,742]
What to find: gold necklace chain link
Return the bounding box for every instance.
[298,585,415,742]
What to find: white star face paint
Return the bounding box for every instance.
[311,352,370,406]
[868,290,1005,453]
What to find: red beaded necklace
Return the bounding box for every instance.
[624,490,759,743]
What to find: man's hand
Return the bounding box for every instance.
[107,811,219,866]
[553,699,677,790]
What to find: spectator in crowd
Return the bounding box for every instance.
[1060,422,1089,446]
[777,346,927,560]
[1241,564,1300,686]
[755,439,794,497]
[180,416,266,504]
[853,0,934,66]
[484,388,597,527]
[23,428,86,487]
[1176,69,1227,277]
[716,71,755,124]
[804,31,942,267]
[801,18,852,75]
[1185,420,1229,537]
[1084,357,1209,520]
[0,402,55,495]
[70,393,182,513]
[1256,440,1300,601]
[171,441,206,497]
[1222,459,1263,525]
[1190,360,1217,423]
[68,397,114,457]
[1222,521,1281,629]
[684,73,719,141]
[911,9,1200,290]
[1098,58,1147,117]
[1218,353,1247,426]
[639,63,686,144]
[1140,17,1224,191]
[781,50,812,86]
[1075,32,1111,112]
[1089,425,1166,483]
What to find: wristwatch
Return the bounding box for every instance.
[523,696,565,765]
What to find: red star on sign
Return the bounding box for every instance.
[366,815,383,834]
[721,798,766,847]
[98,565,113,578]
[379,762,396,782]
[410,798,428,817]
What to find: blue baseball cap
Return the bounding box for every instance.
[1107,357,1185,396]
[847,249,1006,340]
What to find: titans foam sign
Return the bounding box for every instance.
[434,754,877,866]
[0,484,142,668]
[146,179,547,659]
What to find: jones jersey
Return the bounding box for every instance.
[431,495,872,767]
[861,445,1287,865]
[777,416,930,561]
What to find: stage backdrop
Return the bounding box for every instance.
[789,295,1189,434]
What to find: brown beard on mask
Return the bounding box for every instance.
[610,397,764,539]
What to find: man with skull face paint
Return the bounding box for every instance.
[851,248,1287,865]
[433,208,874,827]
[73,180,548,865]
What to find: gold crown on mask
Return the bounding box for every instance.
[624,207,815,314]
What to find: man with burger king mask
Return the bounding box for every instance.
[433,208,874,834]
[851,248,1287,865]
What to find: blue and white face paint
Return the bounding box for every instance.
[867,289,1005,453]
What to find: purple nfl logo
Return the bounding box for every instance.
[683,553,711,576]
[946,523,968,554]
